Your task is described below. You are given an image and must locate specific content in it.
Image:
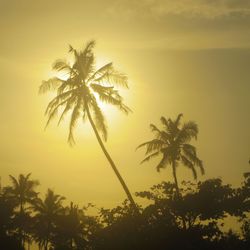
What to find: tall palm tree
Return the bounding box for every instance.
[137,114,204,198]
[39,41,137,212]
[32,189,65,250]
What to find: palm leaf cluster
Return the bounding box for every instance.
[4,173,39,212]
[39,40,131,145]
[138,114,204,179]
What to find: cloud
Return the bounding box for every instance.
[105,0,250,19]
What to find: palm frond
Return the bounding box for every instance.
[88,63,128,88]
[89,96,108,141]
[150,124,170,143]
[182,121,198,139]
[181,155,197,179]
[45,89,75,116]
[174,113,183,127]
[83,53,95,78]
[165,117,180,137]
[156,155,168,172]
[150,123,161,134]
[68,44,74,53]
[57,77,80,95]
[68,99,82,145]
[9,175,19,189]
[87,62,113,82]
[91,83,131,114]
[82,40,96,56]
[182,148,204,176]
[160,116,168,127]
[45,98,70,129]
[68,44,78,58]
[195,158,204,175]
[52,59,72,73]
[140,151,160,164]
[182,144,196,156]
[39,77,63,94]
[57,96,77,126]
[176,121,198,144]
[137,139,165,155]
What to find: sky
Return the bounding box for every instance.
[0,0,250,211]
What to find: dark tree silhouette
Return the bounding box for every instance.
[4,173,39,214]
[0,172,250,250]
[39,41,138,212]
[137,114,204,198]
[32,189,65,250]
[3,173,39,248]
[52,202,87,249]
[0,192,24,250]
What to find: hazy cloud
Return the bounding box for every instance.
[1,0,250,52]
[106,0,250,19]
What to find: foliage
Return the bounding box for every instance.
[0,173,250,249]
[39,40,130,145]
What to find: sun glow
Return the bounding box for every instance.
[42,53,128,140]
[93,54,130,125]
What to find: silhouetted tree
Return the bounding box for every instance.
[32,189,65,250]
[4,173,39,214]
[94,200,143,250]
[3,173,39,247]
[0,192,24,249]
[39,41,138,212]
[51,202,88,249]
[239,171,250,248]
[137,114,204,198]
[1,171,249,250]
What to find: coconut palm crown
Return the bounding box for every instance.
[39,40,130,145]
[4,173,39,213]
[137,114,204,196]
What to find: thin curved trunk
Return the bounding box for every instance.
[85,106,138,214]
[172,161,180,198]
[172,161,186,229]
[19,200,25,248]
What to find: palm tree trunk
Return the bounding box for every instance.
[19,201,25,248]
[172,161,186,229]
[85,106,138,214]
[172,162,180,198]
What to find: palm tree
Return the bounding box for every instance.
[39,40,137,211]
[4,173,39,213]
[32,189,65,250]
[137,114,204,198]
[3,173,39,247]
[52,202,87,249]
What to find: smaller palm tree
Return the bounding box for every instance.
[52,202,87,249]
[3,173,39,247]
[137,114,204,198]
[32,189,65,250]
[4,173,39,213]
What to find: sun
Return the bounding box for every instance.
[92,55,122,121]
[43,51,128,132]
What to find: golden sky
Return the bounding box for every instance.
[0,0,250,208]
